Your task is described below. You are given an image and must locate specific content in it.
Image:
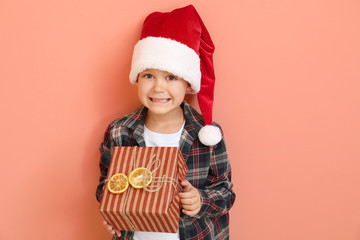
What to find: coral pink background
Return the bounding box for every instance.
[1,0,360,239]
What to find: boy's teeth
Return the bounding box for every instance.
[151,98,169,102]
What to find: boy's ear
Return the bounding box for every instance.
[186,83,194,93]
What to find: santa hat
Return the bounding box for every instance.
[129,5,222,146]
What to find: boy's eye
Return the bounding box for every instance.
[142,74,153,79]
[166,75,177,81]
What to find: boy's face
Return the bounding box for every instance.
[137,68,193,119]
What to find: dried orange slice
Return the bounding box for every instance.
[107,173,129,194]
[129,167,152,189]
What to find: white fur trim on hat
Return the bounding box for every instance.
[129,36,201,93]
[198,125,222,146]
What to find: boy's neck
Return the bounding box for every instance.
[145,108,185,134]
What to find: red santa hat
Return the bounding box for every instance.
[129,5,222,146]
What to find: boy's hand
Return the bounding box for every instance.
[178,180,202,217]
[102,219,121,237]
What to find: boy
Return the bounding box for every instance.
[96,5,236,240]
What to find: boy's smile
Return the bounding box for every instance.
[149,97,171,103]
[137,68,193,125]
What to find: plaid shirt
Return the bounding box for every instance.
[96,101,236,240]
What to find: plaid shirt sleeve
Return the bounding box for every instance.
[193,137,234,219]
[96,123,115,202]
[179,121,235,240]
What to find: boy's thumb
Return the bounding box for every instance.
[181,180,192,192]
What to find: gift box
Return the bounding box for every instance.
[99,146,187,233]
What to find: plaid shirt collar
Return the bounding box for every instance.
[120,101,205,148]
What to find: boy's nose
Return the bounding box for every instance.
[153,78,166,92]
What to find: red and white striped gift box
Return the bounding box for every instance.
[99,146,188,233]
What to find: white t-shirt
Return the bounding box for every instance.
[133,122,185,240]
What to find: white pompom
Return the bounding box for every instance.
[198,125,222,146]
